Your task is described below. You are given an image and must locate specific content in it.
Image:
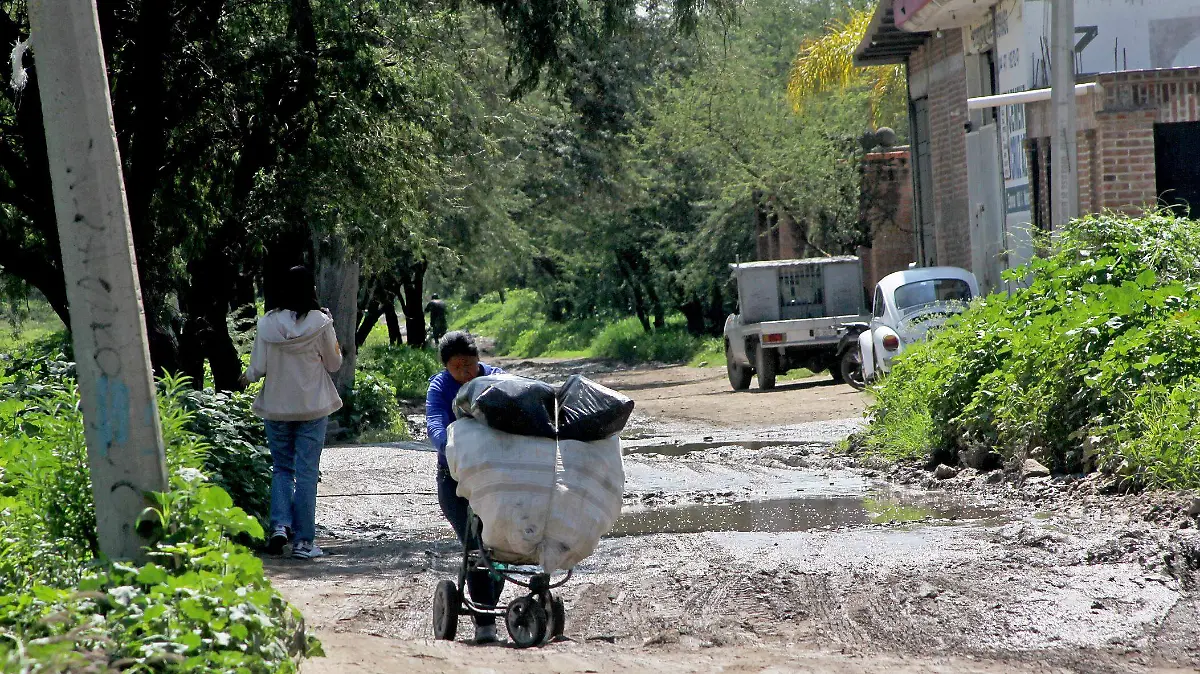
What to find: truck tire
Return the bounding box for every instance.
[839,347,866,390]
[755,346,777,390]
[725,340,752,390]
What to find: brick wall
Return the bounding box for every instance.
[908,29,970,270]
[1025,67,1200,218]
[858,149,916,295]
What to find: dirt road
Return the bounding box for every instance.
[265,362,1200,674]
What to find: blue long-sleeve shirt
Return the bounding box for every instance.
[426,363,504,467]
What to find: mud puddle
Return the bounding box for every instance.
[623,439,821,457]
[610,491,1001,537]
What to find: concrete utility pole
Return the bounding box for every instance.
[28,0,168,560]
[1051,0,1080,228]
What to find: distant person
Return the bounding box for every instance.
[425,331,505,643]
[425,293,448,344]
[242,265,343,561]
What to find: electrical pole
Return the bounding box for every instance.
[28,0,168,560]
[1051,0,1079,228]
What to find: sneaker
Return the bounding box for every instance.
[474,624,498,644]
[267,526,289,556]
[292,541,323,560]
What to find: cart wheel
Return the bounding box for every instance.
[433,580,460,641]
[505,596,548,648]
[536,592,566,642]
[550,594,566,638]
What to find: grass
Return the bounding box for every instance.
[0,299,63,352]
[451,290,714,365]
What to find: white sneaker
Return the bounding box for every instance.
[292,541,323,560]
[474,624,498,644]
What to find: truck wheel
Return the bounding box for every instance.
[726,341,752,391]
[755,346,777,390]
[839,347,866,390]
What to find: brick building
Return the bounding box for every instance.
[857,149,917,296]
[1026,68,1200,223]
[856,0,1200,293]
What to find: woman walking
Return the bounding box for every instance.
[243,265,343,560]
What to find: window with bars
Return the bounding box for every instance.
[778,266,824,319]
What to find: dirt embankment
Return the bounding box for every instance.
[266,361,1199,674]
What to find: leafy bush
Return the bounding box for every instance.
[359,344,441,400]
[1,335,275,528]
[335,371,405,440]
[0,377,317,672]
[452,290,709,364]
[452,290,603,357]
[169,378,272,530]
[589,317,702,364]
[859,211,1200,489]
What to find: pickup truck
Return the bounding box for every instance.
[723,256,870,390]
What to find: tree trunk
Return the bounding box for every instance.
[401,265,427,348]
[356,297,383,347]
[383,299,402,345]
[648,285,665,330]
[315,238,359,397]
[617,255,651,333]
[681,299,705,335]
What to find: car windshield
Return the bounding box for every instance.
[893,278,972,315]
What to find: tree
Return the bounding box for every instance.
[786,5,907,130]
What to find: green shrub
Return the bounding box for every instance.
[589,317,702,363]
[859,210,1200,489]
[688,337,725,367]
[170,378,272,530]
[359,344,441,400]
[0,377,316,672]
[336,371,405,440]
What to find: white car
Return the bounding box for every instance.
[858,267,979,383]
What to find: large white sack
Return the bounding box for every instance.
[541,435,624,572]
[445,419,556,562]
[445,418,625,572]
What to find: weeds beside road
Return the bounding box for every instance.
[860,211,1200,491]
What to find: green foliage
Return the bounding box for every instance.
[589,317,701,363]
[168,378,273,531]
[336,372,406,441]
[0,377,314,672]
[451,290,707,364]
[860,211,1200,489]
[359,344,443,401]
[688,337,725,367]
[451,290,604,357]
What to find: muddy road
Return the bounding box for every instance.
[265,362,1200,673]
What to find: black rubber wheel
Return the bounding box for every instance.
[433,580,460,641]
[726,341,752,391]
[545,593,566,639]
[755,345,777,390]
[506,596,548,648]
[840,347,866,390]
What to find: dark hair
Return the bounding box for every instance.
[268,265,321,320]
[439,330,478,365]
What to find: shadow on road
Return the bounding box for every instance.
[263,535,462,581]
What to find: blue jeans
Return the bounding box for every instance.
[266,417,328,544]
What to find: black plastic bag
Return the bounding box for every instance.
[453,374,558,438]
[556,374,634,441]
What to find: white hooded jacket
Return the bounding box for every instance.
[245,309,344,421]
